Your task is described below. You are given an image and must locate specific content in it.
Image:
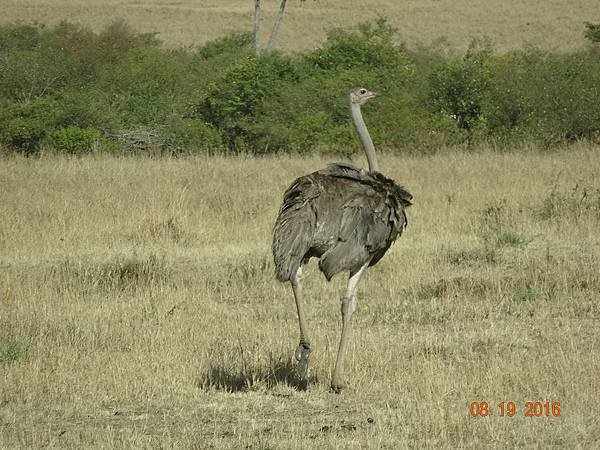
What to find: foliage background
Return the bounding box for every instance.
[1,19,599,155]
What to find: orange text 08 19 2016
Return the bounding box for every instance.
[469,401,561,417]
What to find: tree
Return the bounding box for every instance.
[254,0,261,56]
[254,0,307,55]
[266,0,288,54]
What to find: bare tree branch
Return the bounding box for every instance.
[254,0,262,56]
[266,0,287,54]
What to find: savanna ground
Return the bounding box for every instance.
[2,0,599,52]
[1,146,600,447]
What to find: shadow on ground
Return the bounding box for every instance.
[197,353,317,392]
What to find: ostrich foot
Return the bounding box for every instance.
[295,343,311,390]
[330,378,347,393]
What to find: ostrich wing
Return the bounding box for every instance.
[318,192,390,281]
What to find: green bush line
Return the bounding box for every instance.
[0,19,599,155]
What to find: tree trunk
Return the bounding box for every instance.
[254,0,261,56]
[266,0,287,54]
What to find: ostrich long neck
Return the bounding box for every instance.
[350,102,379,173]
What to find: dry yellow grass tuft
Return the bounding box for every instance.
[2,0,599,52]
[1,145,600,447]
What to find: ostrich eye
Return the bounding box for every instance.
[359,89,367,95]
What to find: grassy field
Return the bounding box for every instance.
[1,146,600,447]
[2,0,599,52]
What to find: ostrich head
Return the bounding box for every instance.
[349,87,378,106]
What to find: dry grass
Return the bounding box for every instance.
[2,0,599,52]
[1,145,600,447]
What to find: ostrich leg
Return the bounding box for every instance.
[331,262,369,393]
[291,267,311,389]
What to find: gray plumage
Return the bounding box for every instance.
[273,163,412,282]
[271,87,412,392]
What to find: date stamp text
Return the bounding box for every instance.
[469,401,561,417]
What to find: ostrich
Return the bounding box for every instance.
[272,87,413,392]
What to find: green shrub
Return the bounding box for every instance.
[197,54,299,151]
[55,89,119,130]
[0,97,64,153]
[1,19,600,155]
[51,126,104,154]
[305,18,404,72]
[584,22,600,43]
[204,19,424,154]
[0,336,27,365]
[194,33,255,89]
[0,22,120,99]
[197,32,253,59]
[429,41,493,131]
[248,70,367,153]
[512,286,542,302]
[497,230,530,247]
[0,23,42,51]
[537,53,600,142]
[96,20,161,63]
[97,47,195,126]
[481,50,536,139]
[162,118,224,155]
[521,53,600,144]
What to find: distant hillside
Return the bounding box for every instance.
[1,0,599,52]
